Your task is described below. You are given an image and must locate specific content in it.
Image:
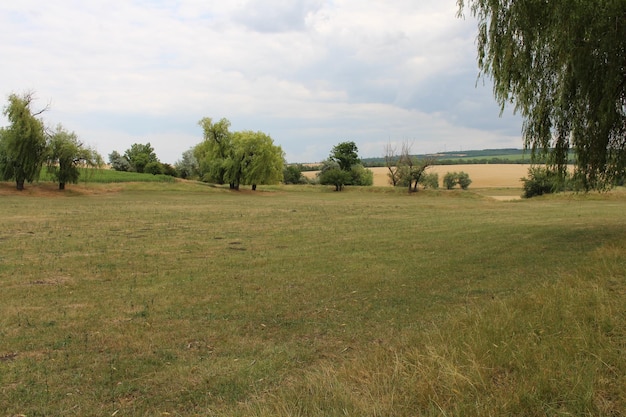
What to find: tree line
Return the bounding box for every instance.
[0,92,102,190]
[0,93,467,193]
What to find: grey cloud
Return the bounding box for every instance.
[233,0,324,33]
[0,0,525,164]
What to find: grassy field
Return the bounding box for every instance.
[39,167,177,184]
[1,181,625,416]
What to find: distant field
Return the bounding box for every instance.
[304,164,533,188]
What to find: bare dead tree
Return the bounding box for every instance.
[399,142,436,192]
[384,143,401,186]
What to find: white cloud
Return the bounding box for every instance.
[0,0,522,164]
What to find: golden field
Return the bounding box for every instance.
[303,164,532,188]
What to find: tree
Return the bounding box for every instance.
[283,164,305,184]
[458,0,626,189]
[194,117,233,184]
[144,161,164,175]
[331,141,360,171]
[320,141,372,190]
[192,118,284,189]
[161,163,178,177]
[0,92,48,190]
[237,131,285,190]
[108,150,131,172]
[175,148,199,179]
[397,142,435,192]
[47,125,102,190]
[222,130,284,190]
[317,159,352,191]
[123,142,159,173]
[384,143,402,186]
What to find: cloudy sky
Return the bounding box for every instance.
[0,0,523,164]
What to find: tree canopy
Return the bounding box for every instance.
[108,143,160,173]
[123,143,159,174]
[194,117,233,184]
[458,0,626,189]
[318,141,372,190]
[235,131,285,190]
[47,125,102,189]
[331,141,361,171]
[194,118,284,190]
[0,93,48,190]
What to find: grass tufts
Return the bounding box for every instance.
[0,182,624,415]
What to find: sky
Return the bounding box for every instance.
[0,0,524,164]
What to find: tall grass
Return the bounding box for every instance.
[0,183,624,416]
[39,167,177,183]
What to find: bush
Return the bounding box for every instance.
[521,167,571,198]
[109,151,132,172]
[144,161,164,175]
[162,163,178,177]
[419,172,439,189]
[444,171,472,190]
[283,164,305,184]
[457,171,472,189]
[318,167,352,191]
[350,164,373,186]
[443,172,457,189]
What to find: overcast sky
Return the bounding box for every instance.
[0,0,523,164]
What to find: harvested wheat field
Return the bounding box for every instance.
[304,164,532,188]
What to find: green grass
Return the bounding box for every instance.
[0,183,624,416]
[39,167,177,183]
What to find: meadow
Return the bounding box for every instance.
[0,180,625,416]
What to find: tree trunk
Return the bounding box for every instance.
[252,184,257,191]
[59,182,65,190]
[16,179,25,191]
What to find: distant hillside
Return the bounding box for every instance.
[361,148,575,167]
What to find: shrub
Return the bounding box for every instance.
[443,172,457,189]
[457,171,472,189]
[521,166,570,198]
[109,151,132,172]
[444,171,472,190]
[350,164,373,186]
[162,163,178,177]
[419,172,439,189]
[144,161,164,175]
[283,164,305,184]
[318,167,352,191]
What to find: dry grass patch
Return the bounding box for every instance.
[0,183,624,415]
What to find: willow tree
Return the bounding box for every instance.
[458,0,626,189]
[224,130,284,190]
[0,93,48,190]
[194,117,233,184]
[47,125,103,190]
